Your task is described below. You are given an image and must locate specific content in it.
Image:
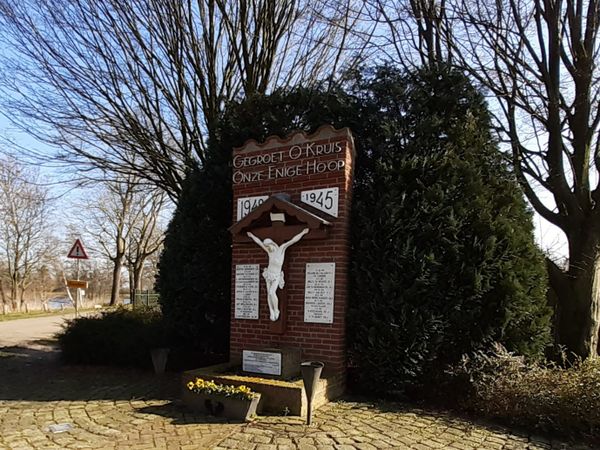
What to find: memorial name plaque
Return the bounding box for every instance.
[235,264,260,319]
[242,350,282,376]
[304,262,336,323]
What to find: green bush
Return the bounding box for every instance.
[157,165,232,355]
[348,65,551,391]
[57,308,164,368]
[449,344,600,439]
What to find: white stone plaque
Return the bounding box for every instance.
[237,195,268,221]
[301,187,339,217]
[304,262,335,323]
[242,350,282,376]
[234,264,260,319]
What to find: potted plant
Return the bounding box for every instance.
[183,377,261,421]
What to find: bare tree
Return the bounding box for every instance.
[63,254,113,306]
[125,189,167,303]
[26,252,64,309]
[84,259,115,305]
[0,262,12,314]
[330,0,452,69]
[440,0,600,359]
[82,177,138,306]
[0,158,54,311]
[0,0,364,199]
[81,175,168,306]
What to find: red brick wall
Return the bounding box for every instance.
[230,125,354,376]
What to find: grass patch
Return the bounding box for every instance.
[0,308,98,322]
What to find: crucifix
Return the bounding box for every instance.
[247,228,309,321]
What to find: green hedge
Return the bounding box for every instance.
[157,165,232,354]
[348,65,551,391]
[57,308,164,368]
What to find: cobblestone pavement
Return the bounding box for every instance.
[0,344,240,449]
[0,343,593,450]
[216,402,592,450]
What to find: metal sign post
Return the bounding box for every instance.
[76,258,80,317]
[67,239,89,317]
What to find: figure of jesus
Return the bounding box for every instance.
[247,228,310,321]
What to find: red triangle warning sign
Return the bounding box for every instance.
[67,239,89,259]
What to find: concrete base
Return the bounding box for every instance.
[181,362,345,416]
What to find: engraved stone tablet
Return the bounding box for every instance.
[242,350,282,376]
[235,264,260,319]
[304,262,335,323]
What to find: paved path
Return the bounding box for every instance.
[0,318,594,449]
[215,402,583,449]
[0,313,81,347]
[0,350,593,450]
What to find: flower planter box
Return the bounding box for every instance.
[182,390,260,422]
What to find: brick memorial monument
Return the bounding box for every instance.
[183,125,355,415]
[229,125,354,388]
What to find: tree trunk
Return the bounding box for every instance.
[18,282,28,313]
[133,259,144,303]
[0,278,7,314]
[9,277,18,312]
[109,257,123,306]
[19,288,26,313]
[128,266,134,307]
[551,231,600,359]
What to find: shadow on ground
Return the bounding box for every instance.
[0,340,179,402]
[338,396,599,447]
[135,401,240,425]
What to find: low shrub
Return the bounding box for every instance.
[448,344,600,440]
[57,308,165,369]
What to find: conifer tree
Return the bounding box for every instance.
[349,66,551,390]
[157,164,231,354]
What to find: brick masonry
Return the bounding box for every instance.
[229,125,355,377]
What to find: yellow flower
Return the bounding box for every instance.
[187,377,255,400]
